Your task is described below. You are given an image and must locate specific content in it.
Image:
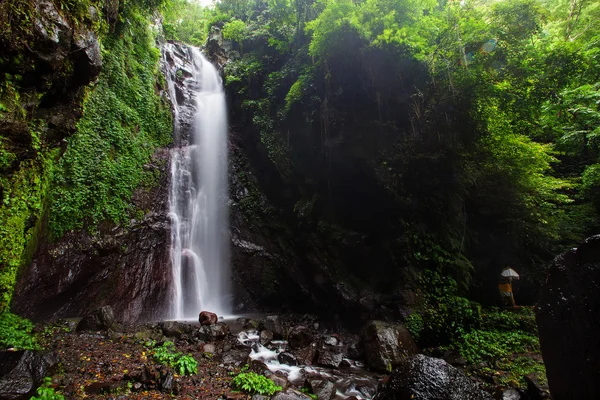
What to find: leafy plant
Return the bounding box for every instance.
[454,329,540,364]
[0,311,38,350]
[404,312,424,341]
[148,341,198,375]
[416,270,481,346]
[30,377,64,400]
[231,369,281,396]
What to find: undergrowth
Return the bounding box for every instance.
[147,341,198,375]
[30,377,64,400]
[231,365,282,396]
[0,311,38,350]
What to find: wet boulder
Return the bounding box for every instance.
[260,330,274,345]
[199,311,218,326]
[160,321,194,338]
[288,326,314,350]
[76,306,116,331]
[536,235,600,400]
[373,354,492,400]
[496,389,521,400]
[524,372,550,400]
[271,389,312,400]
[278,352,298,366]
[195,322,230,341]
[291,342,318,366]
[361,320,418,372]
[221,349,250,366]
[263,315,286,339]
[316,337,345,369]
[0,351,58,400]
[307,380,335,400]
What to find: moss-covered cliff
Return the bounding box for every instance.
[0,0,172,315]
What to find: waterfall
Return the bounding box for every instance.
[166,46,231,320]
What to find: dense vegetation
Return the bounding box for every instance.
[160,0,600,302]
[0,0,172,311]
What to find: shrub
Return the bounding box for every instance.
[30,377,64,400]
[231,368,281,396]
[417,270,481,346]
[454,329,540,364]
[149,341,198,375]
[404,313,424,341]
[0,311,38,350]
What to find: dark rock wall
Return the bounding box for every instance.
[536,235,600,400]
[12,149,172,322]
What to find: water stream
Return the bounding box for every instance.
[166,46,231,320]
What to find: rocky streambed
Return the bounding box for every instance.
[1,308,543,400]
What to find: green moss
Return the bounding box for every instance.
[48,8,172,238]
[0,149,55,312]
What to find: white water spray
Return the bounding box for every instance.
[167,47,230,319]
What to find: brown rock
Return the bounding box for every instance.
[199,311,219,325]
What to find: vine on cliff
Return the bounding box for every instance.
[48,7,172,237]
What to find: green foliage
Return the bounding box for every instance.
[479,307,537,333]
[223,18,247,43]
[416,270,481,346]
[404,313,424,341]
[162,0,211,46]
[0,150,55,311]
[48,7,172,237]
[448,308,544,389]
[231,367,281,395]
[149,341,198,375]
[30,377,64,400]
[455,329,540,365]
[0,311,38,350]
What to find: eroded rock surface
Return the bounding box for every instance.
[373,354,492,400]
[361,320,418,372]
[0,351,58,400]
[536,235,600,400]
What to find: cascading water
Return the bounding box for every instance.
[166,46,231,320]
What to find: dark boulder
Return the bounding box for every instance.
[221,349,250,366]
[361,320,418,372]
[495,388,521,400]
[199,311,218,326]
[160,321,193,338]
[316,337,345,369]
[524,373,550,400]
[271,389,312,400]
[291,342,318,366]
[0,350,58,400]
[76,306,116,331]
[195,322,230,341]
[373,354,492,400]
[269,375,289,391]
[536,235,600,400]
[308,380,335,400]
[277,352,298,366]
[288,326,314,350]
[260,330,274,345]
[263,315,286,339]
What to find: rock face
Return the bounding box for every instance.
[76,306,116,331]
[373,354,492,400]
[12,149,172,323]
[361,320,418,372]
[535,235,600,400]
[0,351,58,400]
